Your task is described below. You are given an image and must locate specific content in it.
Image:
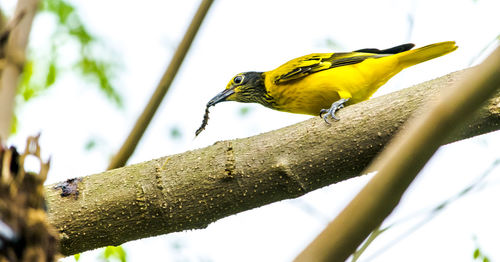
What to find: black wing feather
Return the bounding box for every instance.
[327,55,377,68]
[354,43,415,54]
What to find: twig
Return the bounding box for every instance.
[107,0,214,170]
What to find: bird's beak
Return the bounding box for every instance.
[207,88,235,107]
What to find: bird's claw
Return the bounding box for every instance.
[319,98,349,124]
[320,109,337,124]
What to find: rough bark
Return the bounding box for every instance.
[45,68,500,255]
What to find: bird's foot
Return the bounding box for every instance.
[319,98,350,124]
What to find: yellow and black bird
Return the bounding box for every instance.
[196,41,457,136]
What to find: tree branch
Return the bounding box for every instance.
[45,68,500,256]
[0,0,38,143]
[107,0,214,170]
[294,47,500,262]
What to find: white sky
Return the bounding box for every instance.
[1,0,500,261]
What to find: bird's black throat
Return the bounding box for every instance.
[238,71,275,108]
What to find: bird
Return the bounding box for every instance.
[195,41,457,136]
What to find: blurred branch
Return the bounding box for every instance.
[362,159,500,261]
[294,46,500,262]
[44,67,500,255]
[0,0,38,143]
[469,34,500,66]
[107,0,214,170]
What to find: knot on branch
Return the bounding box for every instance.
[275,157,307,192]
[223,141,235,179]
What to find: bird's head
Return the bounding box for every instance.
[207,71,267,107]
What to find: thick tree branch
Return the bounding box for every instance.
[45,68,500,255]
[294,47,500,262]
[107,0,214,169]
[0,0,38,143]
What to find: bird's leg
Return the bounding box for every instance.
[319,98,350,123]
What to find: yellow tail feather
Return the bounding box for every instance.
[397,41,458,68]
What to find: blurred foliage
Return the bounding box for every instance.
[84,138,97,151]
[472,236,490,262]
[101,246,127,262]
[169,126,182,140]
[12,0,122,134]
[39,0,122,105]
[18,60,54,102]
[83,135,109,153]
[320,38,342,50]
[238,106,251,117]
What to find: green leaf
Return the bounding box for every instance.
[474,248,480,259]
[56,0,74,24]
[18,60,53,102]
[45,62,57,87]
[22,86,37,101]
[115,246,127,262]
[69,24,93,45]
[73,253,81,261]
[483,257,490,262]
[19,60,34,92]
[102,246,127,262]
[40,0,75,24]
[9,113,18,135]
[103,246,112,258]
[76,57,122,107]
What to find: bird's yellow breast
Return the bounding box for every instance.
[264,56,401,115]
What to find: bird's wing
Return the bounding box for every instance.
[272,52,381,84]
[271,43,415,84]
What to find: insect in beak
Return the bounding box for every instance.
[195,88,235,137]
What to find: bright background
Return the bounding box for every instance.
[1,0,500,261]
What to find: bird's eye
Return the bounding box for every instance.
[233,75,244,84]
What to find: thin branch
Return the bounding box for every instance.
[351,225,386,262]
[107,0,214,170]
[44,68,500,256]
[294,46,500,262]
[0,0,38,143]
